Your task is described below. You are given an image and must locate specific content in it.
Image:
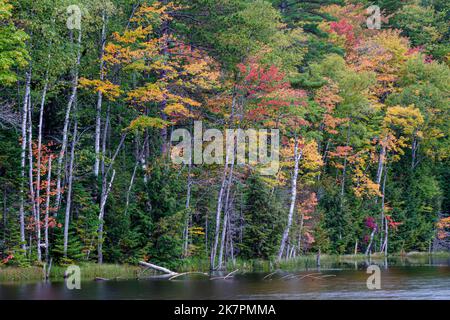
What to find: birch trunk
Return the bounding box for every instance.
[19,68,31,251]
[94,11,107,177]
[183,163,192,257]
[97,133,126,263]
[278,138,302,261]
[218,158,235,269]
[44,157,52,263]
[97,169,116,264]
[27,100,41,261]
[63,117,77,257]
[56,30,82,211]
[34,72,49,262]
[210,154,229,269]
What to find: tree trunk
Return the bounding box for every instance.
[63,117,77,257]
[19,68,31,251]
[27,100,41,261]
[44,156,52,263]
[218,156,235,269]
[56,30,82,211]
[97,169,116,264]
[183,163,192,257]
[35,71,49,262]
[210,154,230,269]
[97,133,127,264]
[94,11,107,177]
[278,138,302,261]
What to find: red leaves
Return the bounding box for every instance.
[237,61,288,96]
[1,254,14,265]
[329,19,356,46]
[386,215,402,230]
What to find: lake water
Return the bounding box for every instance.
[1,257,450,300]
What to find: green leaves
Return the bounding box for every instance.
[0,0,28,85]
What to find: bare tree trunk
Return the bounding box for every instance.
[380,162,388,255]
[101,105,110,178]
[218,158,235,269]
[124,162,138,216]
[34,71,49,262]
[56,30,82,211]
[94,11,107,177]
[44,157,52,263]
[27,100,41,261]
[183,163,192,257]
[97,133,127,264]
[19,68,31,251]
[210,155,229,269]
[278,138,302,261]
[97,169,116,264]
[210,91,238,270]
[376,143,386,185]
[63,117,77,257]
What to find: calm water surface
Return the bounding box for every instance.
[1,258,450,300]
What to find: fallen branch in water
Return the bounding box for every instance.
[263,270,280,280]
[210,269,239,280]
[281,273,297,280]
[295,273,336,280]
[168,272,208,281]
[94,277,110,281]
[294,272,322,280]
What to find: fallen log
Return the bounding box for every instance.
[138,261,178,276]
[94,277,110,281]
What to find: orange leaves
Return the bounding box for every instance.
[437,217,450,239]
[131,1,178,23]
[353,174,381,199]
[79,78,121,101]
[329,146,353,159]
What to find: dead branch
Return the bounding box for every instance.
[210,269,239,280]
[139,261,178,276]
[168,272,208,281]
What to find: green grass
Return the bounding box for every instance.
[0,263,140,283]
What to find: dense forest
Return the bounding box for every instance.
[0,0,448,271]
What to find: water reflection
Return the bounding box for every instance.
[1,258,450,300]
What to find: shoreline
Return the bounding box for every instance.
[1,252,449,283]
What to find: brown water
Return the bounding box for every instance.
[1,259,450,300]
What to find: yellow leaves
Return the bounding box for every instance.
[371,30,409,65]
[126,83,167,105]
[189,226,205,236]
[112,26,151,44]
[79,78,121,101]
[127,116,170,132]
[132,2,175,23]
[301,140,324,172]
[163,103,191,117]
[383,105,425,136]
[353,168,381,199]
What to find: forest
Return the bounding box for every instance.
[0,0,448,273]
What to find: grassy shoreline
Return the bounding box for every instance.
[1,252,449,283]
